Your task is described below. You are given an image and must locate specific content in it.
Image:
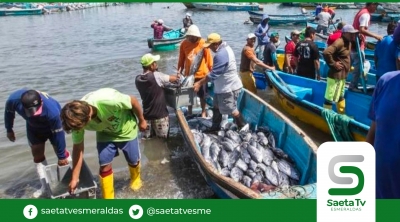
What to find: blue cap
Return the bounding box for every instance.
[262,14,269,21]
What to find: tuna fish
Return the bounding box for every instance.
[264,166,280,186]
[230,167,244,182]
[242,175,252,188]
[247,145,263,163]
[218,149,230,168]
[277,159,300,181]
[220,168,231,177]
[240,148,252,164]
[248,160,258,172]
[235,158,248,172]
[262,148,275,166]
[227,149,241,170]
[226,130,241,144]
[267,133,276,148]
[210,142,221,162]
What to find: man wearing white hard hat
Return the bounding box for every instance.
[177,25,213,117]
[151,19,173,40]
[183,12,193,31]
[240,33,275,94]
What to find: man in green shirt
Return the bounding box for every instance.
[60,88,147,199]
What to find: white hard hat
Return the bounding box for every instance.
[186,25,201,37]
[247,33,256,39]
[186,12,192,17]
[157,19,164,24]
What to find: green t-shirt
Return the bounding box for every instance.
[72,88,138,144]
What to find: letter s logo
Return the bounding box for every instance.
[328,155,364,196]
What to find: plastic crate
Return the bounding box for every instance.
[44,160,97,199]
[164,86,195,109]
[253,72,268,90]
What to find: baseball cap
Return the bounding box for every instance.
[186,24,201,37]
[203,33,222,48]
[141,53,160,67]
[186,12,192,17]
[157,19,164,24]
[247,33,256,39]
[270,32,279,38]
[342,24,359,33]
[21,90,43,117]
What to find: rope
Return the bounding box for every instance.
[321,108,354,141]
[265,185,314,199]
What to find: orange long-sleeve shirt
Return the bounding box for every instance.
[177,39,213,80]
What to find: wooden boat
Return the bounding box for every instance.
[262,71,371,141]
[192,2,262,11]
[248,11,315,25]
[147,29,186,51]
[176,86,318,199]
[299,2,356,9]
[0,8,43,16]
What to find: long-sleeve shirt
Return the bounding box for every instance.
[151,23,172,39]
[4,89,66,159]
[254,23,270,45]
[207,42,243,94]
[322,38,351,79]
[177,38,213,80]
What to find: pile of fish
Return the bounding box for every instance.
[191,121,301,194]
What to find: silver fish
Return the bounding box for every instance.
[210,142,221,162]
[217,130,225,138]
[249,160,258,172]
[208,134,220,143]
[251,133,258,141]
[271,160,280,177]
[279,173,290,187]
[200,133,211,147]
[196,117,213,128]
[256,163,268,174]
[230,167,244,182]
[267,133,276,148]
[229,123,238,131]
[256,132,266,138]
[223,122,233,131]
[262,148,275,166]
[277,159,300,181]
[264,166,279,186]
[181,74,195,87]
[227,149,240,170]
[247,145,263,163]
[271,147,289,160]
[239,123,250,133]
[200,136,211,159]
[249,140,257,147]
[226,130,241,144]
[205,157,221,173]
[220,119,229,130]
[240,132,252,143]
[243,175,252,188]
[220,168,231,177]
[240,148,252,164]
[252,173,263,184]
[221,140,236,152]
[246,169,257,179]
[235,158,248,172]
[259,137,269,147]
[218,149,230,168]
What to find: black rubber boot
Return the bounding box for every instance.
[234,114,246,129]
[204,108,222,132]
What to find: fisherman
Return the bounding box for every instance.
[322,25,358,114]
[177,25,213,118]
[323,4,335,19]
[284,30,301,74]
[366,70,400,199]
[193,33,246,130]
[60,88,147,199]
[4,89,71,198]
[327,22,345,46]
[136,53,181,139]
[240,33,276,94]
[182,12,193,31]
[151,19,173,40]
[315,3,322,16]
[254,14,270,54]
[349,2,383,91]
[294,27,320,80]
[374,21,398,82]
[263,32,281,71]
[315,7,331,36]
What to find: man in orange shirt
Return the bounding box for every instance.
[177,25,213,117]
[240,33,275,94]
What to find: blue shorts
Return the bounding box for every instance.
[27,128,58,147]
[97,137,141,166]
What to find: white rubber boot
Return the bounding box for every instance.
[66,150,72,163]
[33,159,48,198]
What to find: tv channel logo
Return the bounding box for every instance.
[317,142,375,222]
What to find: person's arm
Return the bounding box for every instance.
[254,26,262,38]
[250,54,275,70]
[204,48,214,72]
[49,116,68,165]
[151,21,156,28]
[358,14,382,41]
[69,130,85,194]
[293,44,300,71]
[271,47,280,70]
[312,43,320,80]
[4,99,16,138]
[130,96,146,132]
[163,25,173,32]
[177,41,186,74]
[194,51,228,92]
[322,43,340,69]
[366,121,376,146]
[154,72,179,86]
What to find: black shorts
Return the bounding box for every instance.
[195,78,207,99]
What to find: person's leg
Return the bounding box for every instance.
[27,128,48,198]
[97,142,117,199]
[322,26,328,36]
[219,89,247,129]
[153,116,170,139]
[323,77,338,109]
[196,79,207,117]
[119,138,142,191]
[337,79,346,114]
[205,94,222,131]
[240,71,257,94]
[349,50,362,89]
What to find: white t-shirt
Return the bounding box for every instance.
[317,12,331,27]
[359,13,370,28]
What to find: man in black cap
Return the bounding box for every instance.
[4,89,71,198]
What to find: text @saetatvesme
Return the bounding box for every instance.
[146,207,212,216]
